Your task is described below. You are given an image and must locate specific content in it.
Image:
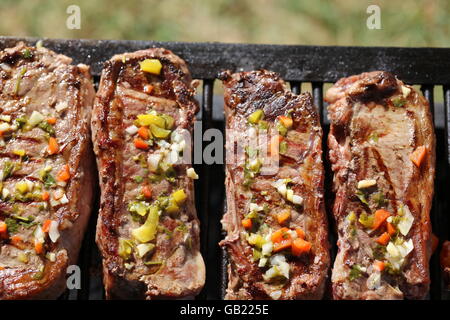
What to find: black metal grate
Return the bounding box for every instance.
[0,37,449,300]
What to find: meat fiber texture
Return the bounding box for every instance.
[0,43,95,299]
[219,70,330,300]
[326,71,435,299]
[92,48,205,299]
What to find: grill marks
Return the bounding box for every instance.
[220,70,330,300]
[92,48,204,300]
[327,71,435,300]
[0,43,95,299]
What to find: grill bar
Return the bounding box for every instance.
[197,80,214,299]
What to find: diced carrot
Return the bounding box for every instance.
[34,240,44,254]
[138,126,150,140]
[0,266,4,270]
[142,185,152,198]
[373,260,385,272]
[10,235,24,248]
[386,222,396,236]
[372,209,391,230]
[269,135,284,157]
[56,164,70,182]
[42,219,52,233]
[241,218,252,230]
[273,239,292,253]
[291,238,311,256]
[134,138,149,150]
[0,221,7,239]
[47,137,59,155]
[42,191,50,201]
[410,146,427,168]
[143,84,154,94]
[271,227,291,243]
[295,228,305,239]
[276,210,291,225]
[376,232,390,245]
[278,116,293,129]
[46,117,57,125]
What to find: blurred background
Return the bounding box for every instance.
[0,0,448,47]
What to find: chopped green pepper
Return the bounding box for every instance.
[358,212,374,228]
[349,264,364,281]
[392,97,406,107]
[118,238,133,260]
[38,121,55,136]
[248,110,264,124]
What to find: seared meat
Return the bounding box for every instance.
[0,43,95,299]
[219,70,330,300]
[326,71,435,300]
[441,241,450,290]
[92,48,205,299]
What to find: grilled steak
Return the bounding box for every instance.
[0,43,95,299]
[219,70,330,300]
[326,71,435,300]
[92,48,205,299]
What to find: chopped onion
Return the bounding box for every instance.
[397,205,414,236]
[292,195,303,205]
[0,115,11,122]
[357,179,377,189]
[0,122,10,131]
[258,257,268,267]
[276,184,287,197]
[286,189,294,202]
[147,153,162,172]
[2,187,9,199]
[46,252,56,262]
[49,221,60,242]
[60,194,69,204]
[401,86,411,98]
[367,271,381,290]
[269,290,282,300]
[125,125,138,135]
[261,242,273,256]
[186,167,199,180]
[55,101,68,112]
[249,202,263,212]
[34,226,45,243]
[27,111,45,127]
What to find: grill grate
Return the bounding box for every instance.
[0,37,449,300]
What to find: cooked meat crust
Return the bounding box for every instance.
[219,70,330,300]
[326,71,435,300]
[92,48,205,299]
[0,43,95,299]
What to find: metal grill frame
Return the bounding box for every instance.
[0,36,449,300]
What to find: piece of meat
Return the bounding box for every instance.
[441,241,450,290]
[0,43,95,299]
[219,70,330,300]
[92,48,205,299]
[326,71,435,300]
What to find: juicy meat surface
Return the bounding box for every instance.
[219,70,330,300]
[92,48,205,299]
[326,71,435,300]
[0,43,95,299]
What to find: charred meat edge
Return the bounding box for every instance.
[326,71,435,300]
[92,48,205,299]
[219,69,330,300]
[0,43,95,299]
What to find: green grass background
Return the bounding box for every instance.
[0,0,448,47]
